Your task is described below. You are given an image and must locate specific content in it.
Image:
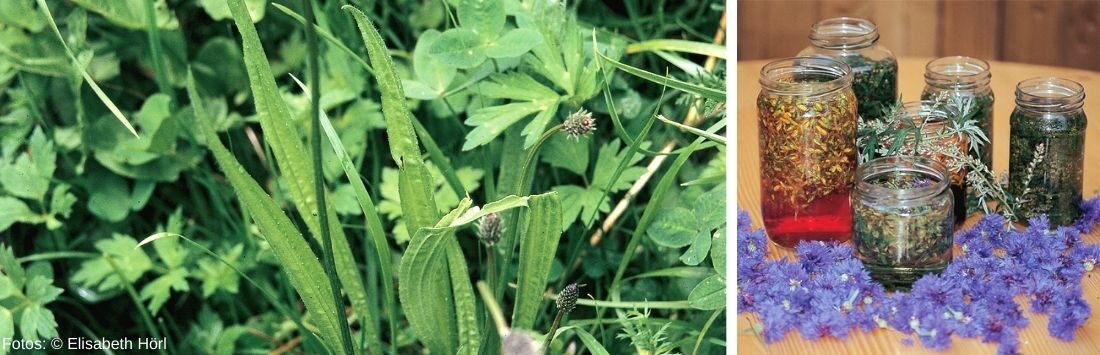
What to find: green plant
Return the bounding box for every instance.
[0,0,725,353]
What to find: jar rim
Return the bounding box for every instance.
[855,156,950,202]
[896,99,960,126]
[1015,77,1085,111]
[759,56,853,96]
[809,17,879,50]
[925,56,991,89]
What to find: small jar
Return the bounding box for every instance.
[1009,77,1087,226]
[758,57,858,248]
[896,100,967,226]
[852,156,954,289]
[799,17,898,121]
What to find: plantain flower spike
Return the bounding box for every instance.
[563,109,596,140]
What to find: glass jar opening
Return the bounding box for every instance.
[896,100,959,127]
[759,56,853,96]
[1015,77,1085,111]
[855,156,949,203]
[809,17,879,50]
[925,56,991,89]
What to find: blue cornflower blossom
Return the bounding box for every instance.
[738,196,1100,353]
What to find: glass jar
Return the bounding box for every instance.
[922,57,994,215]
[1009,77,1087,226]
[758,57,858,248]
[799,17,898,121]
[896,100,967,226]
[852,156,954,289]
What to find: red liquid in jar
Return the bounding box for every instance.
[762,188,853,248]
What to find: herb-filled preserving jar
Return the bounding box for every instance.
[921,56,994,169]
[897,100,967,226]
[758,57,858,248]
[1009,77,1087,226]
[852,156,954,289]
[799,17,897,121]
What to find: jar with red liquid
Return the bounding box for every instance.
[758,57,858,248]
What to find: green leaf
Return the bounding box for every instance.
[413,29,456,93]
[512,192,562,330]
[0,197,38,232]
[647,207,696,248]
[462,73,561,150]
[694,184,726,229]
[139,268,189,313]
[429,28,486,69]
[541,134,589,176]
[712,227,726,277]
[0,127,53,200]
[71,0,178,29]
[485,28,542,58]
[200,0,266,22]
[86,170,131,222]
[19,304,57,341]
[551,185,602,231]
[0,0,46,31]
[457,0,505,39]
[399,223,460,354]
[0,308,13,352]
[72,234,153,292]
[188,69,348,353]
[687,274,725,310]
[591,139,649,191]
[570,328,610,355]
[446,239,480,355]
[196,245,243,297]
[679,230,712,266]
[625,39,727,59]
[25,276,63,304]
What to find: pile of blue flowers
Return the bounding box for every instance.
[737,197,1100,355]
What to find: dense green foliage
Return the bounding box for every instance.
[0,0,726,353]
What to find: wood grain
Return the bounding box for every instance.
[737,58,1100,354]
[737,0,1100,71]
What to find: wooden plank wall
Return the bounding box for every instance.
[737,0,1100,71]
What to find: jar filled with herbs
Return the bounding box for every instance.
[799,17,897,121]
[896,100,968,226]
[1009,77,1087,226]
[758,57,858,248]
[922,56,994,168]
[852,156,954,289]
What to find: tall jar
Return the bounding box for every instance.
[852,156,954,289]
[799,17,898,121]
[1009,77,1087,226]
[758,57,858,248]
[896,100,967,226]
[922,57,994,215]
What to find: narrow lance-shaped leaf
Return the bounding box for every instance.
[186,73,345,354]
[226,2,376,352]
[512,192,563,330]
[343,5,440,237]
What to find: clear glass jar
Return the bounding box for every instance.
[896,100,967,226]
[921,56,994,168]
[852,156,954,289]
[1009,77,1087,226]
[758,57,858,248]
[799,17,898,121]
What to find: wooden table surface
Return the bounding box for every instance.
[736,57,1100,354]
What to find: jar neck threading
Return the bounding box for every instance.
[925,56,992,90]
[1015,77,1085,112]
[809,17,880,50]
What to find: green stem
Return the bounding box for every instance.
[302,1,355,353]
[103,255,168,355]
[692,309,722,355]
[143,0,172,100]
[545,311,564,349]
[544,294,693,310]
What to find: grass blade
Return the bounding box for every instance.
[187,72,347,353]
[625,39,727,59]
[594,49,723,102]
[512,192,562,330]
[37,0,138,137]
[657,115,727,145]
